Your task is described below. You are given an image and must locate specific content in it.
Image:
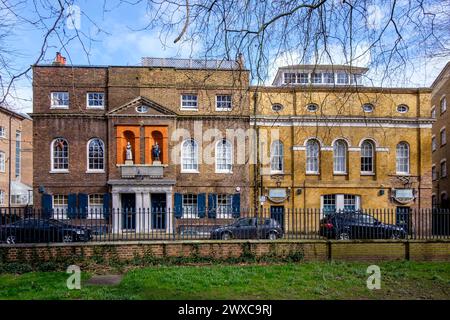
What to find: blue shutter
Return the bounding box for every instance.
[103,193,111,221]
[78,193,88,219]
[42,194,52,219]
[197,193,206,218]
[174,193,182,218]
[208,193,217,218]
[232,193,241,218]
[67,193,77,219]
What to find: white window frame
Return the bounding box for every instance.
[50,92,69,109]
[321,194,361,214]
[86,92,105,109]
[397,104,409,113]
[52,195,68,219]
[283,72,297,84]
[362,103,374,113]
[360,140,374,174]
[87,138,105,173]
[215,95,232,111]
[333,139,347,174]
[311,72,322,84]
[217,194,233,219]
[0,152,5,173]
[180,94,198,110]
[323,72,334,84]
[182,194,198,219]
[306,139,320,174]
[396,142,410,175]
[181,139,199,173]
[432,135,437,152]
[88,194,104,219]
[215,139,233,173]
[51,138,69,173]
[0,190,4,205]
[440,159,447,179]
[0,127,6,139]
[270,140,284,174]
[298,73,309,84]
[337,72,349,84]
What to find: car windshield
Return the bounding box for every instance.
[235,218,253,226]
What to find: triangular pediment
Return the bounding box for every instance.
[107,96,178,116]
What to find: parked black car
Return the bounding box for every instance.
[0,218,92,244]
[210,217,283,240]
[319,212,407,240]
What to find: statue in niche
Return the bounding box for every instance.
[152,142,161,162]
[125,141,133,161]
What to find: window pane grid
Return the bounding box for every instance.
[306,140,319,173]
[182,194,198,218]
[323,195,336,213]
[216,95,232,110]
[52,138,69,170]
[216,140,232,172]
[360,141,374,173]
[51,92,69,107]
[87,93,104,107]
[396,143,409,174]
[217,194,232,218]
[182,139,198,171]
[270,141,283,172]
[333,140,347,173]
[344,195,356,211]
[181,95,198,108]
[88,139,104,170]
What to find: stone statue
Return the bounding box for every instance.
[126,142,133,161]
[152,142,161,162]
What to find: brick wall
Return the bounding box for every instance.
[1,240,449,264]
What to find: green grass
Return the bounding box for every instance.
[0,261,449,300]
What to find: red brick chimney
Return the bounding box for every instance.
[53,52,67,66]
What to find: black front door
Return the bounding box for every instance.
[396,207,411,235]
[270,206,285,230]
[151,193,166,229]
[122,193,136,230]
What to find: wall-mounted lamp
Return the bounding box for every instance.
[378,189,385,196]
[38,185,45,194]
[296,188,302,195]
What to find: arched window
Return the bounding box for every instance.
[181,139,198,172]
[396,142,410,174]
[306,139,320,173]
[333,140,347,173]
[216,139,232,173]
[51,138,69,171]
[87,138,105,171]
[270,140,284,173]
[360,140,374,173]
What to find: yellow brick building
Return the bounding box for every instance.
[251,65,433,231]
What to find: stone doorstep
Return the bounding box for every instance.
[85,274,123,286]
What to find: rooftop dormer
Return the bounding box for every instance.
[272,64,368,87]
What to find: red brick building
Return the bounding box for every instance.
[32,54,250,233]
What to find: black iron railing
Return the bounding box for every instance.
[0,207,449,244]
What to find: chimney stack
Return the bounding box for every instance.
[236,53,245,69]
[53,52,67,66]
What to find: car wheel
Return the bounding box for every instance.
[6,235,16,244]
[63,234,74,243]
[221,232,231,240]
[338,232,350,240]
[268,232,277,240]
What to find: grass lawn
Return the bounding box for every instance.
[0,261,449,300]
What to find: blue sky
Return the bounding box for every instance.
[5,0,449,113]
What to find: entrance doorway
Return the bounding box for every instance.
[151,193,167,230]
[121,193,136,230]
[270,206,285,230]
[396,206,411,235]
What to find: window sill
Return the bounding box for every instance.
[86,106,105,110]
[86,170,105,174]
[50,106,69,109]
[270,171,284,175]
[396,173,410,176]
[180,107,199,111]
[181,216,200,219]
[361,172,375,176]
[333,172,347,175]
[216,170,233,174]
[306,172,320,175]
[181,170,200,174]
[216,108,232,112]
[50,170,69,174]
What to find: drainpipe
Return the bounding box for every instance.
[8,115,12,211]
